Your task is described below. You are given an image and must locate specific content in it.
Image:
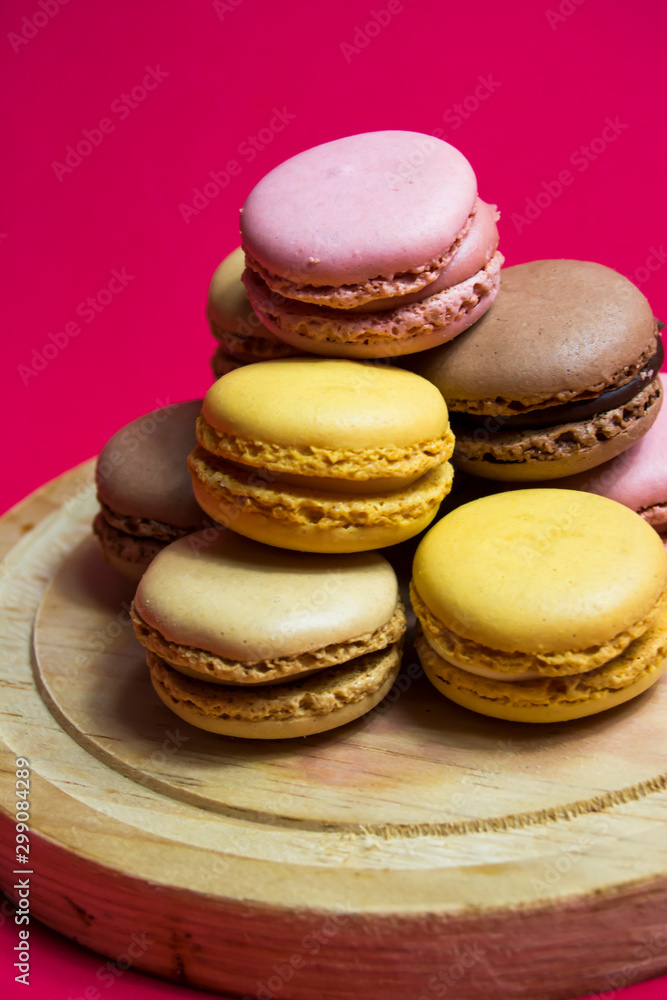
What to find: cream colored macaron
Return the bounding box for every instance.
[131,529,405,737]
[411,489,667,723]
[189,357,455,552]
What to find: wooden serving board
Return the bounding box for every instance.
[1,461,667,1000]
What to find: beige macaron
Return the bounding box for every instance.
[207,247,299,379]
[131,529,405,737]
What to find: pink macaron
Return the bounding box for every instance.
[241,131,503,359]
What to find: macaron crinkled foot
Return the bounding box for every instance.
[131,531,406,738]
[411,260,663,481]
[240,130,503,360]
[410,489,667,724]
[188,357,455,553]
[93,400,209,580]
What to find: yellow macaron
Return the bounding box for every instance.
[410,489,667,723]
[131,530,405,738]
[189,357,455,552]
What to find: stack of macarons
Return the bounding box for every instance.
[93,127,667,739]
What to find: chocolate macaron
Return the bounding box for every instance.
[94,400,208,579]
[412,260,663,480]
[131,531,405,738]
[207,247,299,379]
[241,131,503,359]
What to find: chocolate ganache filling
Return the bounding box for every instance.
[453,336,663,433]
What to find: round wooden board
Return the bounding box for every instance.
[2,461,667,1000]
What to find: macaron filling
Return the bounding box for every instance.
[453,379,662,477]
[196,416,454,488]
[189,448,453,530]
[452,337,664,432]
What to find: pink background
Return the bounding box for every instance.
[2,0,667,997]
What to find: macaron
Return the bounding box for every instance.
[241,131,503,359]
[188,358,455,553]
[207,247,299,379]
[411,489,667,724]
[131,531,406,738]
[93,400,208,580]
[411,260,663,480]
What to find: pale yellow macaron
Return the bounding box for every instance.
[189,357,455,552]
[207,247,298,379]
[131,529,405,737]
[411,489,667,723]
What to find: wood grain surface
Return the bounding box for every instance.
[1,461,667,1000]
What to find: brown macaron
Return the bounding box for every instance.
[410,260,663,480]
[94,400,208,579]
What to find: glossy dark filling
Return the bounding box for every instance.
[453,337,663,433]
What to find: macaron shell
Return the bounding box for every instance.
[344,199,500,313]
[135,530,399,662]
[96,400,206,530]
[189,455,452,553]
[412,489,667,654]
[202,359,450,452]
[412,260,657,408]
[246,255,502,359]
[416,629,667,724]
[148,644,401,739]
[453,381,662,481]
[241,131,477,286]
